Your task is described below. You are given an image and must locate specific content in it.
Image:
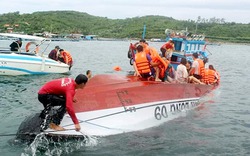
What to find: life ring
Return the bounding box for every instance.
[25,42,39,54]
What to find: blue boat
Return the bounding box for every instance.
[168,35,210,70]
[128,27,211,70]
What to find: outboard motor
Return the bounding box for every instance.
[16,113,42,142]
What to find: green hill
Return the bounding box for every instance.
[0,11,250,43]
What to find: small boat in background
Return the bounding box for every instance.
[164,28,209,70]
[128,28,210,70]
[0,33,70,76]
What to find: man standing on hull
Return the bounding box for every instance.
[38,74,88,131]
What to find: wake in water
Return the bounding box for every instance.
[21,133,99,156]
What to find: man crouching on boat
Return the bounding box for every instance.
[133,44,161,81]
[38,74,88,131]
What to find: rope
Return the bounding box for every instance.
[0,128,75,137]
[0,133,17,137]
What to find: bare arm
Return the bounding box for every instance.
[189,67,195,76]
[133,62,141,77]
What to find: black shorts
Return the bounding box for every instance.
[38,94,66,108]
[160,47,166,57]
[193,74,202,80]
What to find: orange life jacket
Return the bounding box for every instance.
[197,59,205,79]
[158,57,169,79]
[135,52,151,74]
[204,69,215,84]
[149,48,169,79]
[149,47,160,61]
[143,45,151,55]
[61,51,73,65]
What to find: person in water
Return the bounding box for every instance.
[38,74,88,131]
[86,70,92,79]
[10,38,22,52]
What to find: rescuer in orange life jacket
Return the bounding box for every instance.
[133,44,162,81]
[58,49,73,69]
[204,64,220,85]
[189,52,205,81]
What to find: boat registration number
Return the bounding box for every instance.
[0,61,7,65]
[154,100,199,120]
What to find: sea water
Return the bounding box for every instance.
[0,40,250,155]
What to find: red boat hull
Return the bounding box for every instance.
[74,74,216,113]
[37,74,218,137]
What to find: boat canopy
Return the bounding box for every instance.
[0,33,49,41]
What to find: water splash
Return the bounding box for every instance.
[21,133,99,156]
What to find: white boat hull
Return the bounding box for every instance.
[45,98,200,137]
[0,52,69,75]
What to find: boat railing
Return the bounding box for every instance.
[183,40,206,52]
[184,50,208,62]
[0,51,12,54]
[16,52,36,56]
[169,37,209,65]
[0,33,51,56]
[0,50,37,56]
[31,39,51,56]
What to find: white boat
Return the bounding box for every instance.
[16,74,219,141]
[0,33,70,76]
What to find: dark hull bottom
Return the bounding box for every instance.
[16,113,42,142]
[15,113,87,143]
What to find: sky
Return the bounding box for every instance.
[1,0,250,24]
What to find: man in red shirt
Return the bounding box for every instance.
[160,39,175,60]
[38,74,88,131]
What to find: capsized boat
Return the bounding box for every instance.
[0,33,70,76]
[16,74,218,141]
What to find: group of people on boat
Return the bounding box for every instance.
[9,40,73,68]
[48,45,73,68]
[130,39,220,85]
[8,40,86,132]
